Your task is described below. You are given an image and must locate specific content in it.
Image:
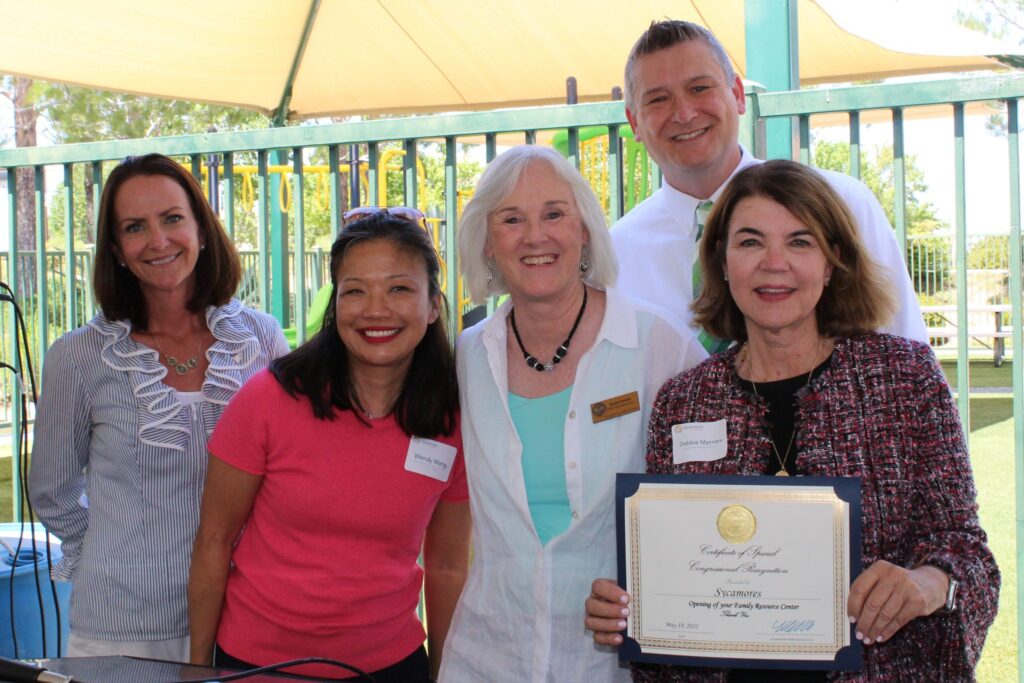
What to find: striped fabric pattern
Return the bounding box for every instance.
[28,300,289,641]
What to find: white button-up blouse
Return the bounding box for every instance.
[440,288,706,682]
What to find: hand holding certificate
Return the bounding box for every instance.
[614,474,862,671]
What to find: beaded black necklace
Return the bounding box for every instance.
[510,286,588,372]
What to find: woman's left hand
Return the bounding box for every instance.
[847,560,949,645]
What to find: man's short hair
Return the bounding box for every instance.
[624,20,736,109]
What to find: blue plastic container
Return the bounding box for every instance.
[0,523,71,658]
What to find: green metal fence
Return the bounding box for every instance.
[1,70,1023,676]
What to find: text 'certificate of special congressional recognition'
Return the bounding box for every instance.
[616,474,862,671]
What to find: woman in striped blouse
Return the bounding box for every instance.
[28,154,288,661]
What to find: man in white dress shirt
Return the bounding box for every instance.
[611,20,927,345]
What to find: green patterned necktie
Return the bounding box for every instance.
[692,200,731,353]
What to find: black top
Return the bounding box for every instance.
[737,353,833,476]
[730,353,833,683]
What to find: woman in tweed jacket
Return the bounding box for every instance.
[586,160,998,681]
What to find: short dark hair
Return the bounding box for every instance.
[692,160,896,341]
[270,213,458,438]
[93,153,241,329]
[624,20,736,110]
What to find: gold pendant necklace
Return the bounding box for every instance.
[743,338,824,477]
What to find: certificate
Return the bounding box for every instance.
[616,474,862,671]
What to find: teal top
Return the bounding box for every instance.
[509,385,573,545]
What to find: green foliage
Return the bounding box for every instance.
[813,140,951,296]
[812,140,944,235]
[47,178,94,248]
[967,234,1010,270]
[37,84,269,142]
[956,0,1024,44]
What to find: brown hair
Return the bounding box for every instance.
[93,153,241,328]
[692,159,896,341]
[624,20,735,110]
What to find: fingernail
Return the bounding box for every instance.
[875,636,883,643]
[620,595,629,604]
[616,620,627,629]
[614,635,623,645]
[855,631,863,640]
[621,608,630,617]
[862,636,872,645]
[848,615,856,624]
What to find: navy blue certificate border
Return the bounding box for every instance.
[615,473,863,671]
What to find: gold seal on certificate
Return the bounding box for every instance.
[717,505,756,544]
[616,474,862,671]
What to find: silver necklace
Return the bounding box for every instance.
[150,333,204,376]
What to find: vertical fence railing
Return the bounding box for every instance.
[0,75,1023,566]
[1010,96,1024,676]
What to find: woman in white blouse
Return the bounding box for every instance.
[28,154,288,661]
[439,146,706,682]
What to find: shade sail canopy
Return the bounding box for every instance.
[0,0,1016,121]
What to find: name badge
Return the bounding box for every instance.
[591,391,641,424]
[404,437,457,482]
[672,419,728,464]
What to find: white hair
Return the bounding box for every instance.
[458,145,618,304]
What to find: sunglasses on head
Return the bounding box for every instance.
[341,206,427,228]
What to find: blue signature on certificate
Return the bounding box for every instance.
[772,619,816,633]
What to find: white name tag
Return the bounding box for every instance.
[672,419,728,464]
[404,436,457,482]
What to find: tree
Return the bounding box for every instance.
[0,76,41,251]
[35,83,270,244]
[813,140,951,299]
[956,1,1024,136]
[956,0,1024,42]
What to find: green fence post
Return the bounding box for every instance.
[33,167,47,377]
[63,163,77,330]
[607,125,623,223]
[892,108,908,252]
[444,136,459,340]
[328,144,342,239]
[741,84,767,160]
[404,140,418,210]
[257,151,271,313]
[744,0,798,160]
[223,153,235,240]
[953,104,970,437]
[270,149,290,327]
[6,167,21,521]
[1007,98,1024,683]
[292,148,306,345]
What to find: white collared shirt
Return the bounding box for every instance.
[611,146,928,343]
[440,288,706,683]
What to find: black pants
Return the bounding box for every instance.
[214,643,430,682]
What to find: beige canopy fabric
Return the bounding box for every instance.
[0,0,1015,121]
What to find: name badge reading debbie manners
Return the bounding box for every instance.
[591,391,641,424]
[672,419,728,464]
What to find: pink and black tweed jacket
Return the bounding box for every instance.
[633,333,999,683]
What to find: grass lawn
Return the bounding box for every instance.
[972,396,1017,682]
[1,399,1017,678]
[940,358,1015,390]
